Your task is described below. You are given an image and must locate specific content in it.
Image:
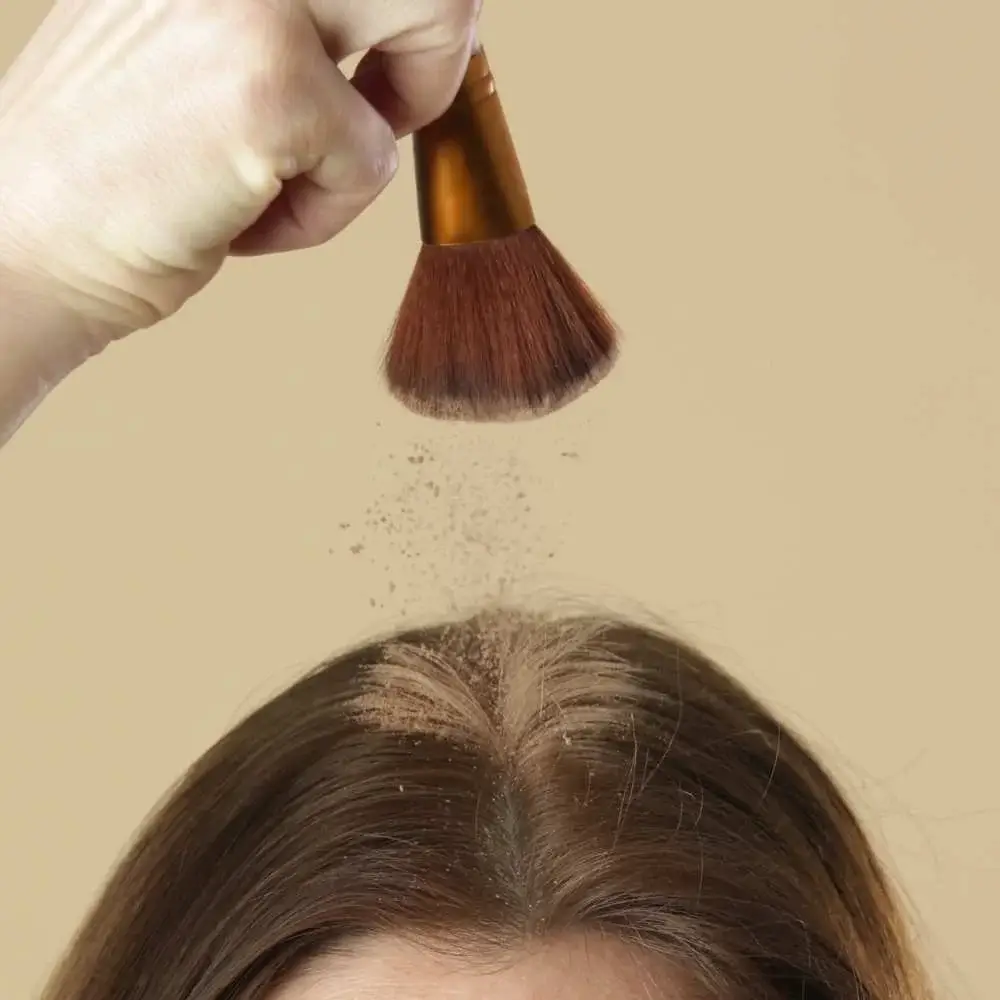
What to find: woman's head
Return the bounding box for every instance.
[45,609,929,1000]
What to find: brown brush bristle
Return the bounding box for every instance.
[383,226,619,422]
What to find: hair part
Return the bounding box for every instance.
[42,608,932,1000]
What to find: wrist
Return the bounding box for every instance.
[0,158,134,357]
[0,255,109,446]
[0,258,96,358]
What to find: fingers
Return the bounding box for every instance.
[310,0,481,135]
[230,42,398,256]
[231,0,483,255]
[350,29,476,137]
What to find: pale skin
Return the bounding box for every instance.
[272,933,692,1000]
[1,3,687,996]
[0,0,482,447]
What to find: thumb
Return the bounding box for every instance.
[230,56,398,257]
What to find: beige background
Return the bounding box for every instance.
[1,3,997,998]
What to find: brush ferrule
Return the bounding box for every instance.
[414,48,536,246]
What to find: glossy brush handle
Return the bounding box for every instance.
[414,47,536,246]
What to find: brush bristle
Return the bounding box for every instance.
[383,226,619,421]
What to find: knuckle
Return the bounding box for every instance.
[314,116,398,213]
[444,0,481,28]
[446,0,481,43]
[414,0,480,46]
[307,140,397,245]
[355,130,399,194]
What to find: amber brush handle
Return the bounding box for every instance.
[414,47,536,246]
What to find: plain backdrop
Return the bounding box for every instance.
[1,3,997,999]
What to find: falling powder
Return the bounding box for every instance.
[330,426,587,618]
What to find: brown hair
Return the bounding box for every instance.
[42,609,931,1000]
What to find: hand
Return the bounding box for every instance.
[0,0,480,344]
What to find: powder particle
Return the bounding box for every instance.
[331,424,588,616]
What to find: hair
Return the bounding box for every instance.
[42,608,931,1000]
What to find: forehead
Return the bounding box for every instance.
[272,933,692,1000]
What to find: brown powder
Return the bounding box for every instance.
[329,426,587,619]
[349,608,637,753]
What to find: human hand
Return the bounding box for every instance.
[0,0,480,349]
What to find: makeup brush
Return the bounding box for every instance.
[383,47,619,422]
